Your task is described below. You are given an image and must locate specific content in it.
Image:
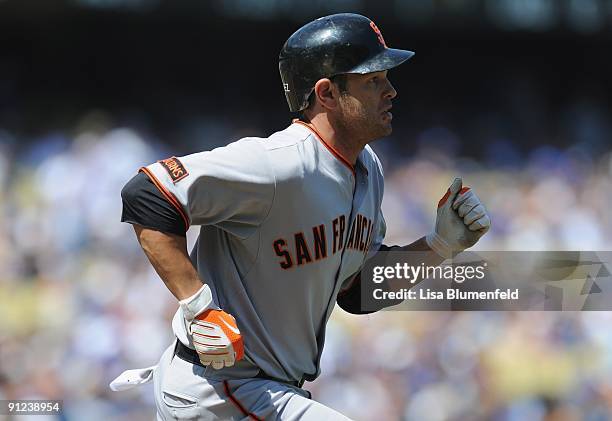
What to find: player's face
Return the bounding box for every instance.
[336,70,397,141]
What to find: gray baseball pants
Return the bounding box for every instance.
[153,343,353,421]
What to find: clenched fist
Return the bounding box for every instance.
[179,284,244,369]
[426,177,491,259]
[190,309,244,369]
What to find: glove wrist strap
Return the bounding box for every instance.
[179,284,214,322]
[425,232,456,260]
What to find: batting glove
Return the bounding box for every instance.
[426,177,491,259]
[179,284,244,369]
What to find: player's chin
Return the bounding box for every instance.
[380,112,393,134]
[385,121,393,133]
[380,120,393,136]
[369,125,392,141]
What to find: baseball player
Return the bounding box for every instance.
[111,13,491,420]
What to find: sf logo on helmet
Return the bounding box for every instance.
[369,21,387,48]
[283,83,291,92]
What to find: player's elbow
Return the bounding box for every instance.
[336,292,376,315]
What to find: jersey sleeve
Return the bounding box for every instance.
[336,273,375,315]
[121,171,187,236]
[140,138,276,239]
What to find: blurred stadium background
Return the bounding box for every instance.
[2,0,612,420]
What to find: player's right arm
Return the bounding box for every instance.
[132,225,201,300]
[120,140,275,369]
[121,171,244,369]
[121,169,201,299]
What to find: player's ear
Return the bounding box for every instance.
[313,78,339,111]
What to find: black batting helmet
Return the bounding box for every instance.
[279,13,415,112]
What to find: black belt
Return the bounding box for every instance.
[174,340,305,388]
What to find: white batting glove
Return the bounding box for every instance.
[189,310,244,369]
[426,177,491,259]
[179,285,244,369]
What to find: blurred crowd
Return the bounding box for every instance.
[1,107,612,421]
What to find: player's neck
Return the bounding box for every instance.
[304,115,365,166]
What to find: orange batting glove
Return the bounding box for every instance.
[189,309,245,369]
[179,284,245,369]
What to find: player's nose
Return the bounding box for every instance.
[384,79,397,100]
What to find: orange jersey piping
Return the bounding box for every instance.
[293,119,356,176]
[139,167,190,229]
[223,380,263,421]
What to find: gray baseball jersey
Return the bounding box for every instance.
[141,120,386,383]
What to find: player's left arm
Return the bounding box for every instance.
[336,238,444,314]
[337,177,491,314]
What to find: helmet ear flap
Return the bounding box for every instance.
[279,61,313,112]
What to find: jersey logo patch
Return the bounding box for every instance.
[159,157,189,183]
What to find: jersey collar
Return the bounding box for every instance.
[292,119,356,176]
